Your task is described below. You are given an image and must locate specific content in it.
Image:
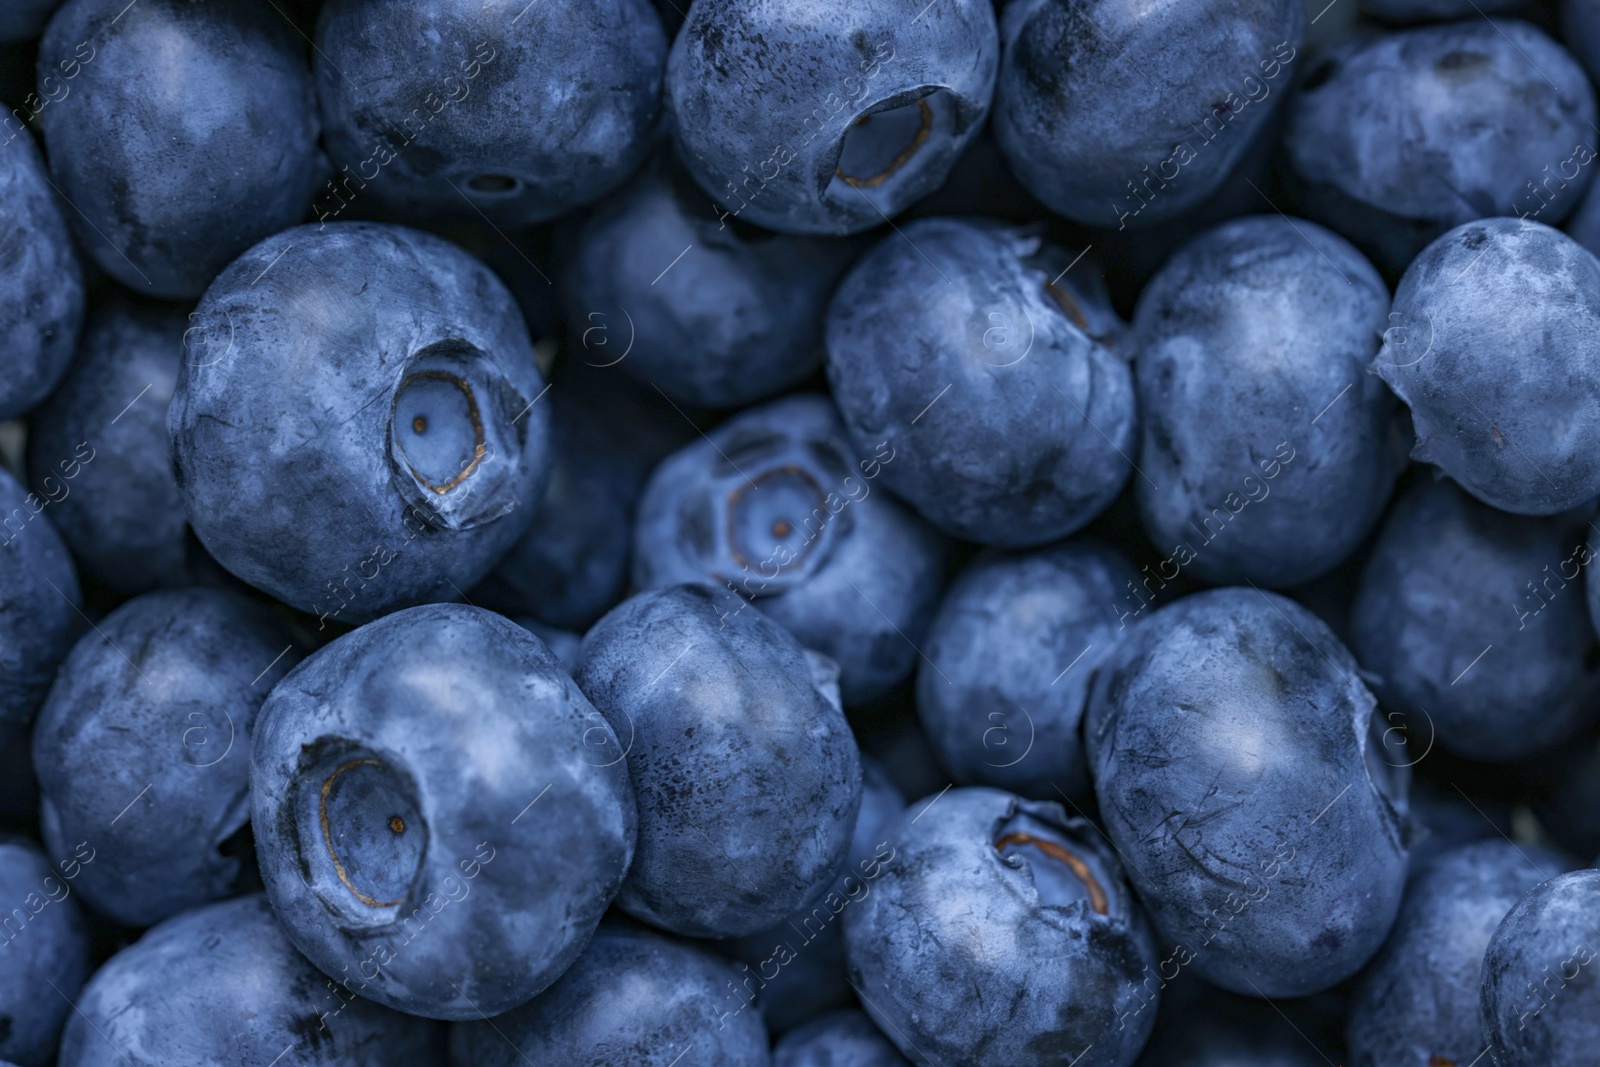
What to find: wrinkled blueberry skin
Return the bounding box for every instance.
[723,756,907,1035]
[668,0,998,235]
[33,589,295,928]
[1376,219,1600,515]
[251,604,635,1019]
[1086,588,1410,997]
[1347,841,1568,1067]
[37,0,319,299]
[775,1010,908,1067]
[918,540,1138,800]
[1134,216,1399,586]
[634,394,947,704]
[0,467,79,743]
[826,218,1136,546]
[315,0,665,229]
[57,895,444,1067]
[577,584,862,937]
[26,297,194,592]
[843,787,1158,1067]
[1285,22,1597,277]
[564,162,857,407]
[1481,869,1600,1066]
[1352,478,1600,762]
[0,127,82,420]
[0,837,88,1067]
[449,923,771,1066]
[994,0,1303,229]
[170,223,550,623]
[0,1,60,43]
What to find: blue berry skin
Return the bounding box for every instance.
[1351,478,1600,762]
[1481,869,1600,1066]
[1375,218,1600,515]
[56,895,444,1067]
[0,837,88,1067]
[1133,215,1401,587]
[0,466,80,744]
[169,223,550,623]
[0,1,59,43]
[32,588,295,928]
[25,297,193,593]
[1285,22,1597,277]
[843,787,1159,1067]
[633,393,947,705]
[993,0,1303,230]
[1564,0,1600,85]
[774,1010,908,1067]
[251,605,634,1020]
[313,0,665,229]
[36,0,319,299]
[825,217,1136,547]
[667,0,998,235]
[448,922,771,1067]
[1347,841,1569,1067]
[917,539,1140,801]
[576,584,862,938]
[512,619,581,674]
[0,127,83,421]
[721,755,907,1035]
[1086,588,1410,998]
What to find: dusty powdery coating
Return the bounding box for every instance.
[1351,478,1600,762]
[1346,841,1569,1067]
[1086,588,1410,998]
[842,787,1158,1067]
[314,0,666,228]
[1285,21,1597,276]
[450,923,771,1066]
[577,584,862,938]
[1133,215,1400,587]
[634,393,946,704]
[774,1010,908,1066]
[0,838,88,1067]
[169,223,550,622]
[1376,218,1600,515]
[1481,869,1600,1066]
[251,605,635,1020]
[994,0,1304,230]
[56,895,442,1067]
[826,217,1136,546]
[0,467,79,744]
[668,0,998,234]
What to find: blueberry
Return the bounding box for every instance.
[448,922,771,1066]
[774,1010,908,1067]
[32,588,294,927]
[667,0,998,234]
[1347,840,1569,1067]
[1563,0,1600,86]
[512,618,582,674]
[1480,869,1600,1066]
[0,837,88,1067]
[825,217,1136,546]
[56,894,443,1067]
[993,0,1304,229]
[250,604,634,1019]
[0,1,59,43]
[0,466,79,743]
[632,393,947,704]
[1133,215,1400,586]
[1375,218,1600,515]
[576,584,861,937]
[563,160,858,407]
[1351,477,1599,762]
[25,297,198,592]
[169,223,550,623]
[917,539,1139,800]
[0,127,82,421]
[1284,22,1597,276]
[1085,587,1410,997]
[842,787,1158,1066]
[37,0,320,299]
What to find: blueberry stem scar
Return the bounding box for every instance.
[399,369,486,493]
[723,464,825,570]
[836,100,933,189]
[320,757,405,908]
[995,831,1109,914]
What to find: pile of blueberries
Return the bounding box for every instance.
[9,0,1600,1063]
